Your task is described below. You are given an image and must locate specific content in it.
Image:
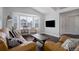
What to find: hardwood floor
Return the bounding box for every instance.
[22,35,34,41]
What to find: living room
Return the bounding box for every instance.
[0,7,79,51]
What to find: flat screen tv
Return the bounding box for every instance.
[46,20,55,27]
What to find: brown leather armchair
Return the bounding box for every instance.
[43,35,70,51]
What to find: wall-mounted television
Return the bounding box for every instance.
[46,20,55,27]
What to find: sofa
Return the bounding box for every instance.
[43,35,79,51]
[0,28,36,51]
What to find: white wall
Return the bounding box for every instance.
[60,9,79,35]
[0,7,3,29]
[3,7,12,28]
[44,10,59,37]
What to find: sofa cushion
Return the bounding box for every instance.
[0,37,8,50]
[0,32,8,45]
[9,41,36,51]
[44,40,65,51]
[59,35,70,43]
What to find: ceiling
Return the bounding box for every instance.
[32,7,79,14]
[52,7,67,10]
[32,7,67,14]
[32,7,54,14]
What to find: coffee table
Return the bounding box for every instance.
[31,34,49,44]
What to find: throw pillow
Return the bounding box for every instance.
[61,38,79,51]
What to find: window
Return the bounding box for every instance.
[20,16,27,29]
[12,13,40,32]
[19,15,40,29]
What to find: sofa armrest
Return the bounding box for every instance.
[9,42,36,51]
[74,45,79,51]
[44,41,65,51]
[55,42,62,46]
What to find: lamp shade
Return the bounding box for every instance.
[7,15,12,20]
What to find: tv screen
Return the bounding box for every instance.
[46,20,55,27]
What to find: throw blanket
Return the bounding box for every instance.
[8,38,33,48]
